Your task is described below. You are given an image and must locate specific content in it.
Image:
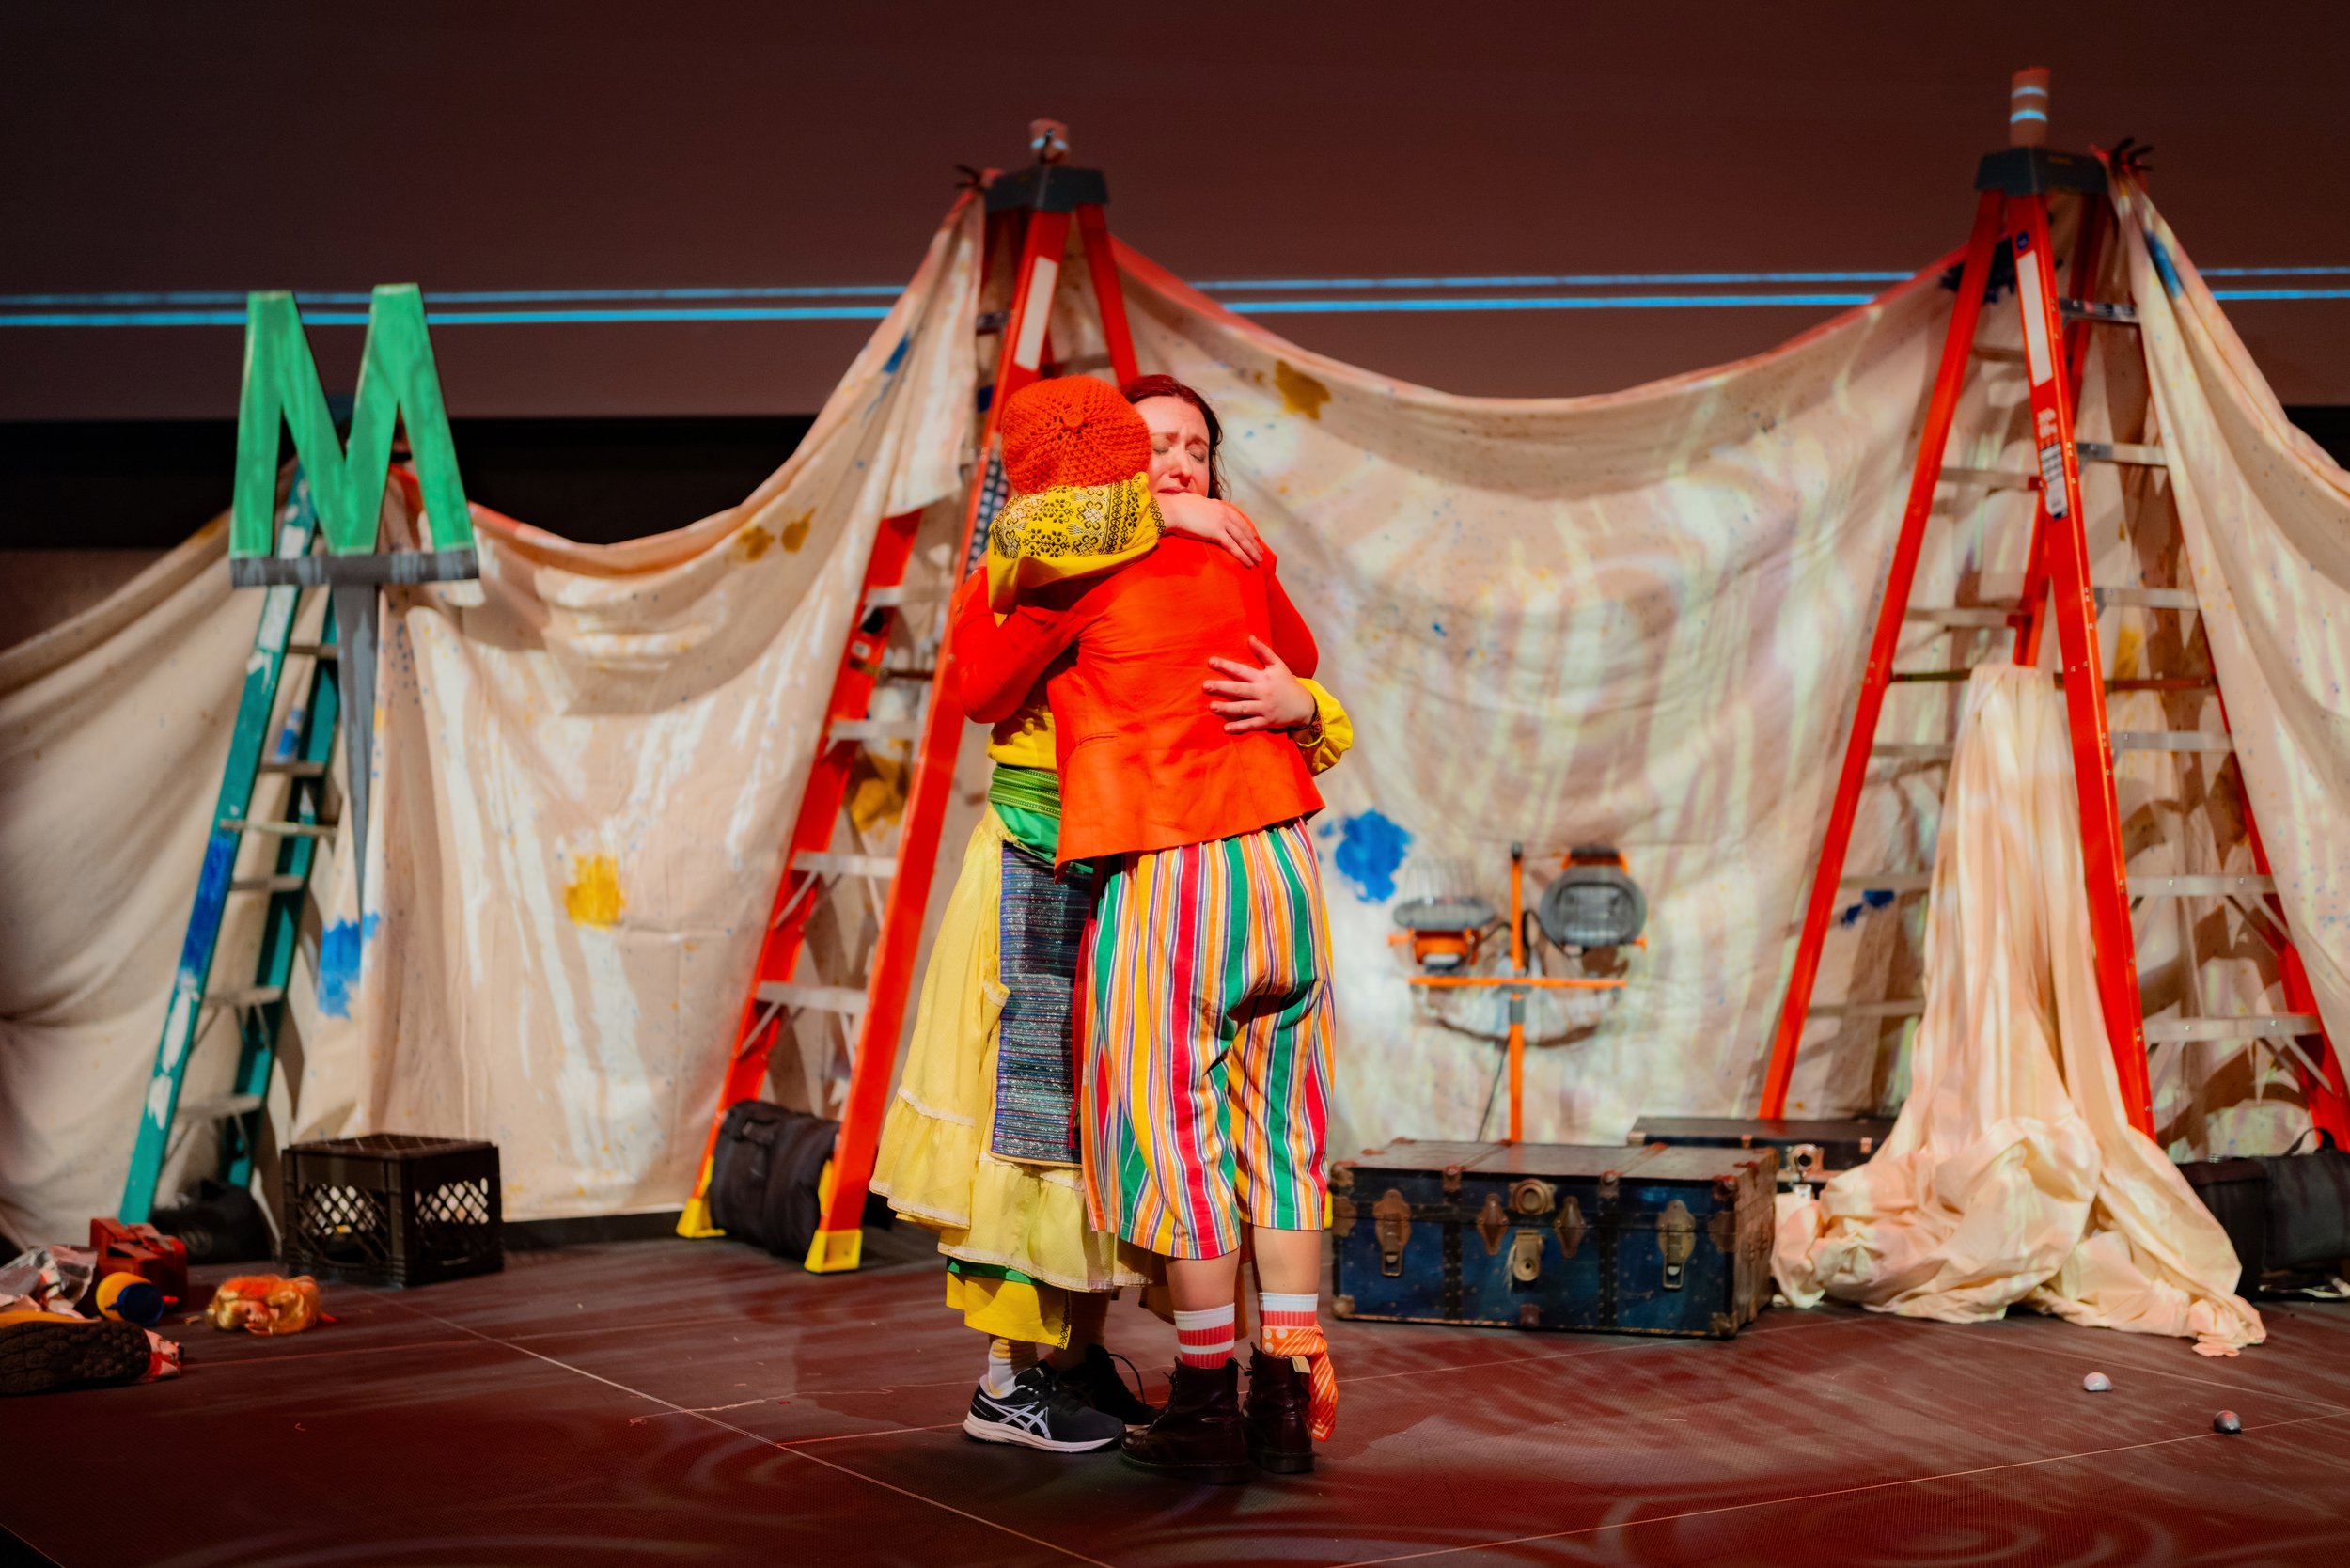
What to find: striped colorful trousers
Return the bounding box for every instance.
[1081,818,1335,1261]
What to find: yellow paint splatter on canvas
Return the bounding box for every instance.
[733,522,775,562]
[565,855,626,927]
[1274,361,1331,420]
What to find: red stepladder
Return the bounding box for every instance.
[678,124,1144,1269]
[1762,76,2350,1149]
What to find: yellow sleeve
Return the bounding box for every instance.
[1294,679,1355,776]
[984,474,1162,611]
[987,697,1058,770]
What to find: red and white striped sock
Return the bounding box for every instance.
[1172,1304,1236,1370]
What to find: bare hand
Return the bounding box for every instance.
[1155,492,1264,567]
[1205,636,1317,732]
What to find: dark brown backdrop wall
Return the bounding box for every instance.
[4,1,2347,421]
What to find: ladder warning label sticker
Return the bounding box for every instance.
[2038,443,2069,515]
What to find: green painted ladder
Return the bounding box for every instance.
[120,471,345,1222]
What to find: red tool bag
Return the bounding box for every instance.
[89,1218,190,1306]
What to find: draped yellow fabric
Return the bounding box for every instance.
[868,807,1148,1310]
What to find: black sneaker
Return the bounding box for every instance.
[963,1364,1126,1452]
[0,1318,157,1396]
[1054,1342,1158,1427]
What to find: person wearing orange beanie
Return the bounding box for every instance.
[951,374,1343,1484]
[870,373,1353,1465]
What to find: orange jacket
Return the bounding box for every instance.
[952,540,1324,866]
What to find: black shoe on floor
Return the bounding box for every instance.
[1120,1358,1249,1484]
[0,1318,154,1397]
[962,1364,1126,1452]
[1244,1346,1316,1474]
[1054,1342,1157,1427]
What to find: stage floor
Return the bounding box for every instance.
[6,1229,2349,1566]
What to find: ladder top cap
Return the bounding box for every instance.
[985,164,1111,215]
[1976,147,2108,197]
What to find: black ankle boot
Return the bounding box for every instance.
[1055,1342,1157,1427]
[1120,1358,1248,1484]
[1244,1347,1316,1473]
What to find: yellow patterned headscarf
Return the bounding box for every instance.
[985,472,1163,612]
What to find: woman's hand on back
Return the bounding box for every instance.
[1205,636,1317,732]
[1155,493,1264,567]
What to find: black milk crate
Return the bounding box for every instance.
[280,1134,503,1287]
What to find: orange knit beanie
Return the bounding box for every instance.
[998,375,1152,494]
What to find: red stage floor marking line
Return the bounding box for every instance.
[1324,1408,2350,1566]
[371,1294,1118,1568]
[167,1334,478,1371]
[1935,1324,2350,1414]
[781,1421,966,1446]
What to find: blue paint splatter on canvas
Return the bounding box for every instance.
[1335,810,1411,902]
[1837,888,1897,928]
[317,912,380,1018]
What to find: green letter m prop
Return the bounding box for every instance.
[229,283,477,582]
[226,284,478,917]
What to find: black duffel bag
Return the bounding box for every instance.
[2264,1148,2350,1271]
[2179,1144,2350,1294]
[707,1101,839,1261]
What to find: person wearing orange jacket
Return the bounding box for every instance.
[870,374,1351,1464]
[953,375,1341,1483]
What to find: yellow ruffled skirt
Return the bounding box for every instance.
[870,808,1147,1343]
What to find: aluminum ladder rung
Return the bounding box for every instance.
[1872,744,1953,761]
[828,718,923,743]
[2093,586,2199,611]
[1888,669,1973,684]
[754,980,870,1016]
[1904,605,2018,628]
[2076,440,2166,466]
[2141,1014,2323,1044]
[2111,730,2235,754]
[256,760,330,777]
[791,851,898,880]
[1937,466,2037,490]
[204,985,287,1011]
[1969,344,2028,364]
[220,818,337,838]
[1838,873,1933,893]
[2130,874,2277,898]
[175,1092,266,1124]
[1809,999,1927,1020]
[285,642,338,660]
[862,585,911,609]
[229,873,307,894]
[2060,299,2138,324]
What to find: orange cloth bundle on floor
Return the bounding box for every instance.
[205,1275,324,1336]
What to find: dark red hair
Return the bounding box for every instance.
[1119,374,1225,500]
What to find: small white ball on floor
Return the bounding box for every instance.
[2214,1410,2242,1435]
[2082,1372,2112,1393]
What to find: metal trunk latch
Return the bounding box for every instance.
[1475,1192,1510,1255]
[1659,1199,1695,1290]
[1508,1229,1543,1284]
[1509,1178,1556,1216]
[1553,1194,1588,1258]
[1372,1189,1411,1277]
